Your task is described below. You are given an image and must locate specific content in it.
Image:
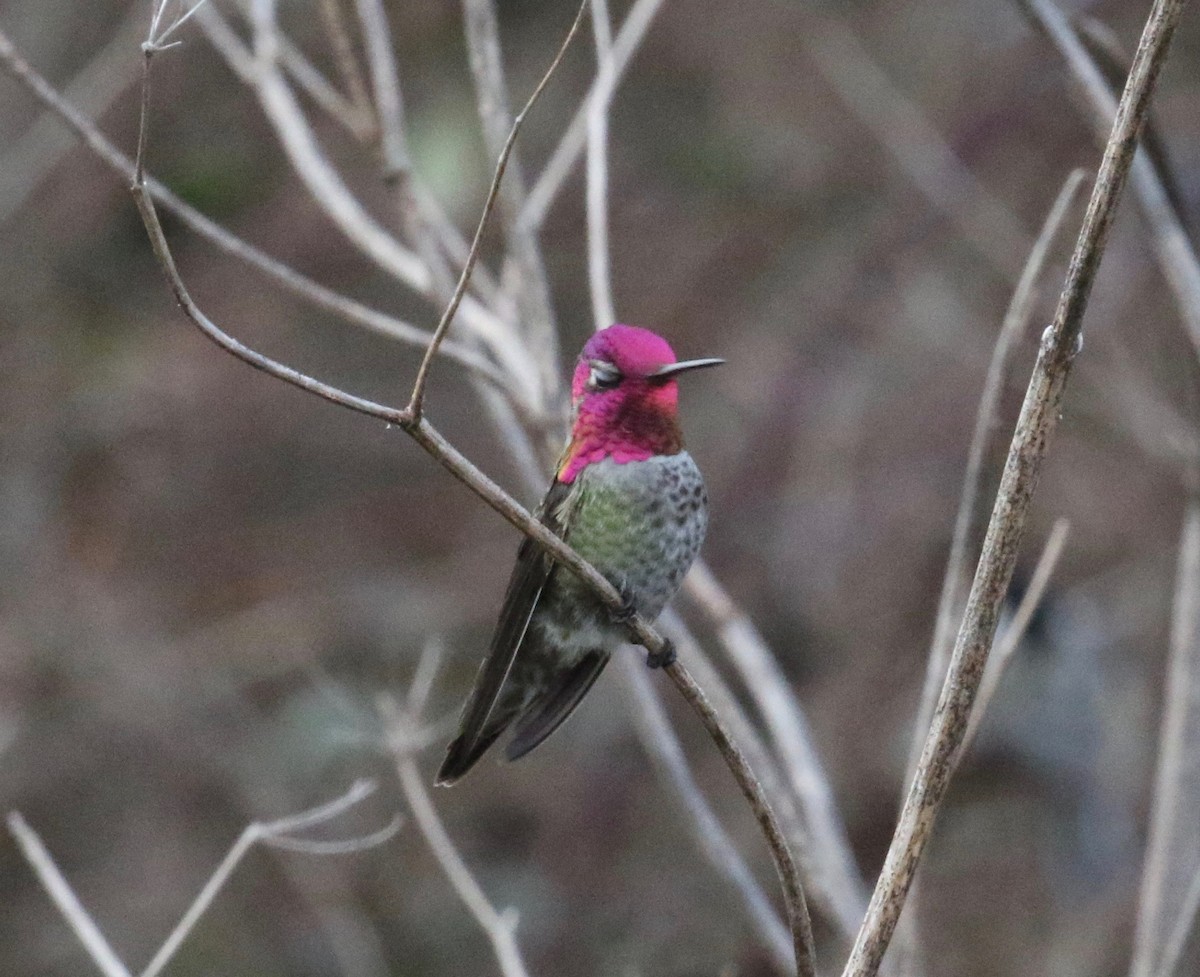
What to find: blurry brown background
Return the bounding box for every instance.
[2,1,1199,975]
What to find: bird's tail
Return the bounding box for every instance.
[435,723,508,786]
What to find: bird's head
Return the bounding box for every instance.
[558,324,722,482]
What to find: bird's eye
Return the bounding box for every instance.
[588,362,621,390]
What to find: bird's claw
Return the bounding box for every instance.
[608,584,639,625]
[646,639,676,670]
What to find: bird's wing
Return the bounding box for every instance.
[505,650,610,761]
[436,479,571,786]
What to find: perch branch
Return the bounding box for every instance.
[618,655,793,970]
[842,2,1191,974]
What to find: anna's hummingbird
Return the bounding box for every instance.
[436,324,721,785]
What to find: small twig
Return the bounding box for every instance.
[406,0,588,419]
[841,2,1190,974]
[6,813,133,977]
[963,517,1071,751]
[521,0,669,232]
[457,0,571,406]
[684,564,868,938]
[1130,505,1200,977]
[8,782,398,977]
[0,27,513,392]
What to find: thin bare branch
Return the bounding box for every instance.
[906,168,1086,786]
[406,0,588,419]
[318,0,373,122]
[684,562,868,938]
[0,26,514,393]
[143,779,396,977]
[353,0,409,177]
[800,19,1030,279]
[1131,505,1200,977]
[522,0,669,232]
[842,2,1191,973]
[617,655,793,970]
[963,517,1071,751]
[587,0,617,328]
[9,782,396,977]
[6,813,133,977]
[461,0,563,400]
[1019,0,1200,353]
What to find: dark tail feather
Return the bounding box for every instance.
[505,652,609,761]
[435,724,506,786]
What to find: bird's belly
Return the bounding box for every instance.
[536,453,708,653]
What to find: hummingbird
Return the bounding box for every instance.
[436,324,722,785]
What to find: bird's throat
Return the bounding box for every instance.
[557,399,683,483]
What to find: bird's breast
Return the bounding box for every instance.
[540,453,708,648]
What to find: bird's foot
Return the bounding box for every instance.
[608,584,639,625]
[645,639,676,670]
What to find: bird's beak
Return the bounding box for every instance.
[648,357,724,379]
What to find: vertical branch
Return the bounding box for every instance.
[586,0,617,328]
[1130,505,1200,977]
[318,0,373,122]
[461,0,563,401]
[407,0,589,419]
[521,0,669,232]
[905,168,1085,788]
[353,0,410,178]
[842,2,1191,974]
